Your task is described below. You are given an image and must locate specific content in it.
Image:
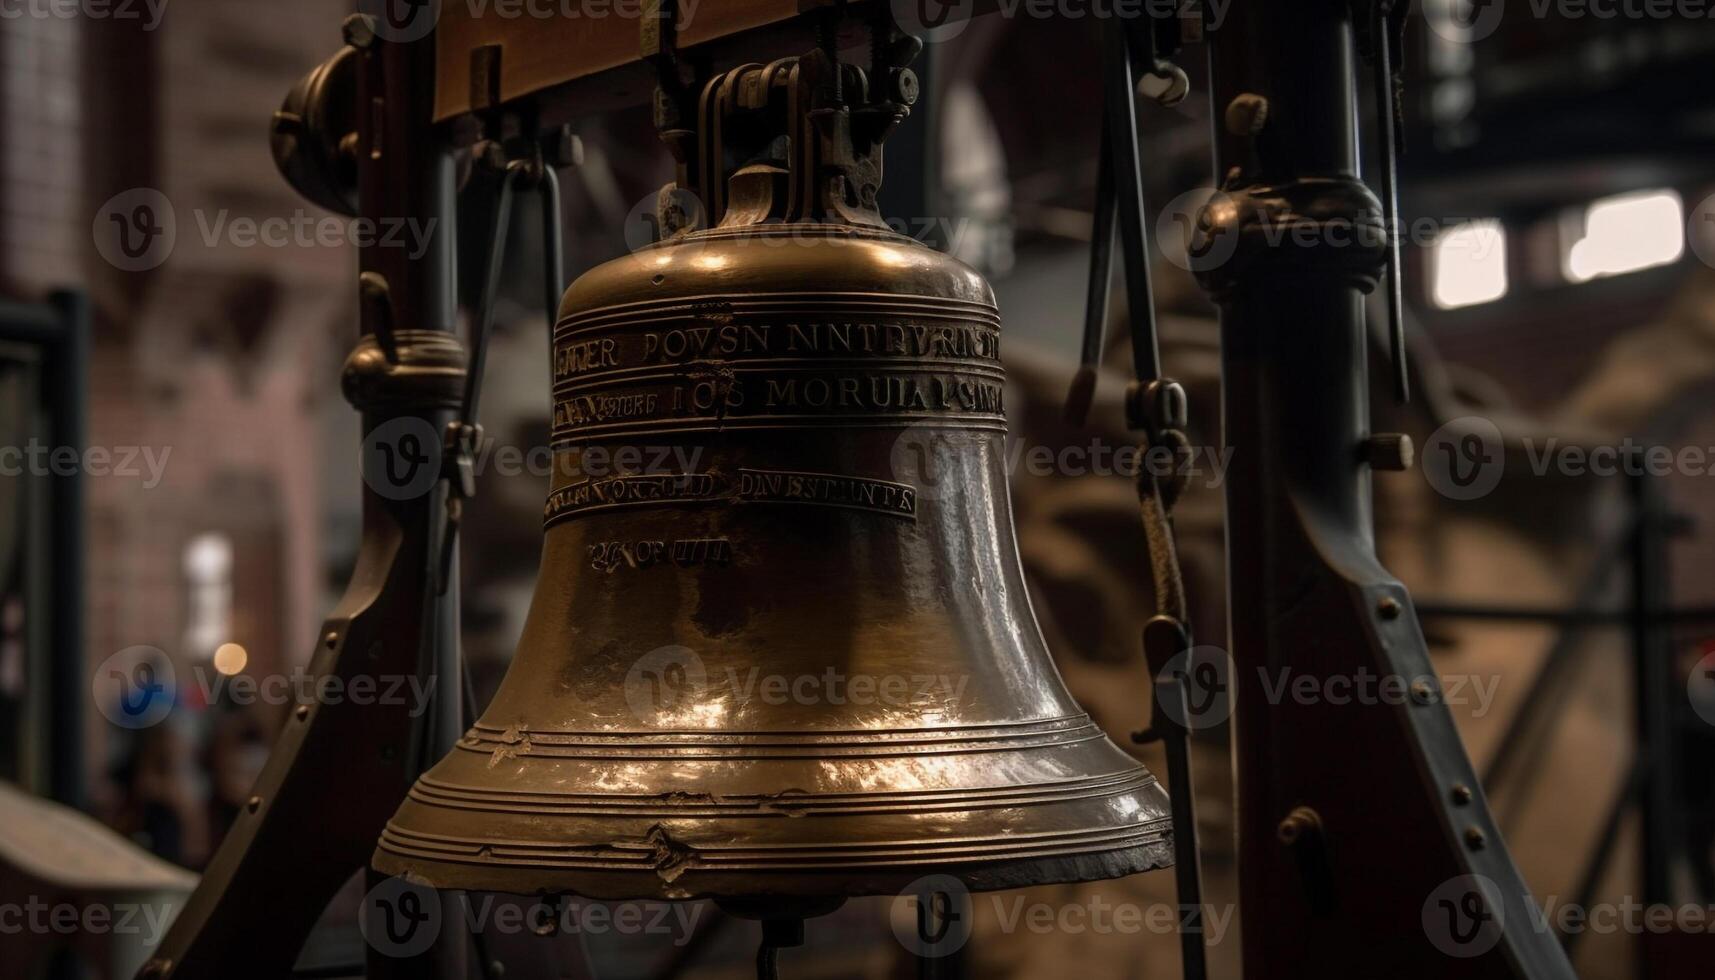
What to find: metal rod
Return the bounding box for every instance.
[1067,121,1117,426]
[46,291,87,811]
[460,166,521,428]
[1101,23,1163,385]
[1478,526,1631,800]
[539,166,565,329]
[1160,685,1209,980]
[1371,3,1408,403]
[1561,762,1641,956]
[1630,468,1676,917]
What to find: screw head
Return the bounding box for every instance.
[342,14,378,49]
[1364,433,1415,472]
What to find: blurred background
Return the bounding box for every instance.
[2,1,1715,978]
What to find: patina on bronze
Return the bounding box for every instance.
[375,32,1172,903]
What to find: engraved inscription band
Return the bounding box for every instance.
[545,469,919,527]
[550,293,1006,446]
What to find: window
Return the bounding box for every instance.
[1431,220,1508,309]
[1563,190,1684,283]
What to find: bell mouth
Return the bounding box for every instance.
[372,714,1174,902]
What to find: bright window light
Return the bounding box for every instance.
[1431,220,1508,309]
[1564,190,1684,283]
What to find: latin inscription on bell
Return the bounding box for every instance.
[545,468,918,527]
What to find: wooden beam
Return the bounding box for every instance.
[432,0,990,123]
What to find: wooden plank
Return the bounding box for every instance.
[434,0,804,122]
[431,0,992,123]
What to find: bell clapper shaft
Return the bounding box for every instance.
[755,916,804,980]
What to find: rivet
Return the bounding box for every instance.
[1410,678,1439,705]
[1465,827,1487,850]
[324,631,339,649]
[247,796,262,813]
[295,704,310,721]
[1451,784,1473,806]
[1277,806,1322,846]
[1378,596,1403,620]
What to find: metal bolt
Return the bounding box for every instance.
[1277,806,1322,845]
[342,14,377,50]
[324,631,339,649]
[247,795,262,814]
[1377,596,1403,620]
[1451,784,1473,806]
[1363,433,1415,472]
[544,126,584,170]
[1410,678,1439,705]
[1465,827,1487,850]
[891,68,921,107]
[296,704,310,721]
[1225,93,1270,137]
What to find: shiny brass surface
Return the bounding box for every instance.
[377,52,1171,902]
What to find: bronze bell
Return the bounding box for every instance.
[374,47,1172,904]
